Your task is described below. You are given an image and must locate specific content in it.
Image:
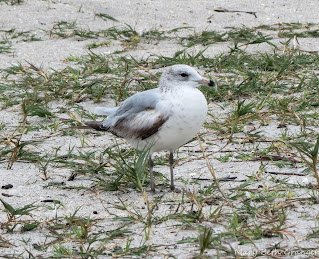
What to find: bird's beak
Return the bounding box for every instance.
[199,78,215,87]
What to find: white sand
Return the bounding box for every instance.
[1,0,319,257]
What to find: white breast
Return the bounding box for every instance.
[150,87,207,152]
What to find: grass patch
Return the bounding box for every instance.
[0,40,12,53]
[1,23,319,258]
[179,26,274,47]
[0,0,23,4]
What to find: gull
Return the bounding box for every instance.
[84,64,215,192]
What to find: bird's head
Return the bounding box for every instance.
[160,64,215,90]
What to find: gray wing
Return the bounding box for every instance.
[101,88,169,140]
[94,107,118,115]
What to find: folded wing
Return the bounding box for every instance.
[87,88,169,140]
[110,108,168,139]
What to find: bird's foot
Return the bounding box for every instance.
[170,186,182,193]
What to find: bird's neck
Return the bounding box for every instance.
[159,79,194,92]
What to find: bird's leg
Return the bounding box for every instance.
[149,156,155,192]
[169,152,175,191]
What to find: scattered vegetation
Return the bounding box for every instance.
[0,40,12,53]
[1,19,319,257]
[0,0,23,5]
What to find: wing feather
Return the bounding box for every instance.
[111,109,168,139]
[85,88,169,139]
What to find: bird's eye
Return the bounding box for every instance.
[180,73,188,77]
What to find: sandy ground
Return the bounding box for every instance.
[1,0,319,258]
[1,0,319,70]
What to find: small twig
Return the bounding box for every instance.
[192,176,238,181]
[214,7,257,18]
[264,171,306,176]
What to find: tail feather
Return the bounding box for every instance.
[84,121,108,131]
[94,107,118,116]
[70,121,109,131]
[72,121,123,138]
